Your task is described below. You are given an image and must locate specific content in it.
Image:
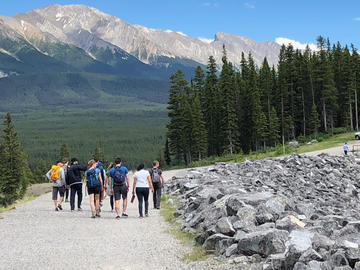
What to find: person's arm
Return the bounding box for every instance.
[60,168,66,185]
[126,174,130,191]
[132,176,137,195]
[147,175,154,193]
[46,169,51,180]
[161,174,165,189]
[98,170,103,190]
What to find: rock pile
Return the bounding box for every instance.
[166,154,360,270]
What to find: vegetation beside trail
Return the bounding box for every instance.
[160,195,206,262]
[169,131,355,170]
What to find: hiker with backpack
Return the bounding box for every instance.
[85,159,104,218]
[66,158,87,212]
[106,162,115,212]
[109,158,130,219]
[132,163,154,218]
[149,160,165,209]
[63,160,70,203]
[46,160,66,211]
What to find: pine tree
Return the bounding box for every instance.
[191,95,207,160]
[268,107,280,146]
[93,139,105,162]
[164,138,171,166]
[309,104,321,137]
[203,56,220,156]
[181,95,193,164]
[167,70,190,164]
[0,113,30,206]
[59,143,70,161]
[218,46,238,154]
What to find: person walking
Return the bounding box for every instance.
[85,159,104,218]
[149,160,165,209]
[344,142,349,155]
[46,160,66,211]
[67,158,87,212]
[63,160,70,203]
[106,162,115,212]
[132,163,154,218]
[109,158,130,219]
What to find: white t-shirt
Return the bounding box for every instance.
[134,169,150,188]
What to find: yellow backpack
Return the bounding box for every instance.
[50,165,60,182]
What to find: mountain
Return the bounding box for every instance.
[13,4,280,68]
[0,4,282,110]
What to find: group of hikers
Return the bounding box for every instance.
[46,158,165,218]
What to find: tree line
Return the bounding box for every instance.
[166,36,360,165]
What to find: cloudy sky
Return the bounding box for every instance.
[2,0,360,50]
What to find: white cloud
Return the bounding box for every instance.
[275,37,318,51]
[198,37,214,44]
[203,2,218,7]
[354,17,360,21]
[244,2,255,9]
[165,29,188,36]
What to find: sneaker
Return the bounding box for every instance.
[71,210,74,212]
[139,215,143,218]
[91,215,95,219]
[116,216,121,219]
[65,199,69,203]
[156,207,160,210]
[78,208,82,211]
[55,207,59,211]
[57,204,63,211]
[145,213,149,217]
[122,213,128,217]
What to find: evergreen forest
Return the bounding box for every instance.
[166,37,360,165]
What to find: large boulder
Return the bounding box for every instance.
[237,229,289,256]
[202,233,232,252]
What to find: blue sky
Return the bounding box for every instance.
[2,0,360,49]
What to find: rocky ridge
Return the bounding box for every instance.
[166,154,360,269]
[4,4,281,67]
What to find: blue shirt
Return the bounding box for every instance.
[344,144,349,151]
[109,166,128,179]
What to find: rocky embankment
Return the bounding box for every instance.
[166,154,360,270]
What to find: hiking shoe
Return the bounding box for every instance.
[55,207,59,211]
[57,204,63,211]
[91,215,96,219]
[122,213,128,217]
[115,216,121,219]
[65,199,69,203]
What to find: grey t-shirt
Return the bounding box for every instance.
[46,167,66,187]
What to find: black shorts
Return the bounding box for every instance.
[114,184,128,201]
[52,186,65,200]
[88,185,101,195]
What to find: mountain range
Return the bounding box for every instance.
[0,4,282,110]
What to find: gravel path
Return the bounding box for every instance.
[0,172,189,270]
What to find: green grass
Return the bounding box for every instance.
[0,195,37,214]
[160,195,207,262]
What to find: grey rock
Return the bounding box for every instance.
[354,262,360,270]
[234,206,257,232]
[293,262,307,270]
[306,261,332,270]
[299,249,323,263]
[288,230,314,252]
[289,141,299,148]
[203,233,232,252]
[237,229,289,256]
[225,243,238,257]
[216,217,235,236]
[331,252,349,267]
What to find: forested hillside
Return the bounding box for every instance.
[166,37,359,165]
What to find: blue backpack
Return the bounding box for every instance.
[113,166,126,184]
[86,169,101,188]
